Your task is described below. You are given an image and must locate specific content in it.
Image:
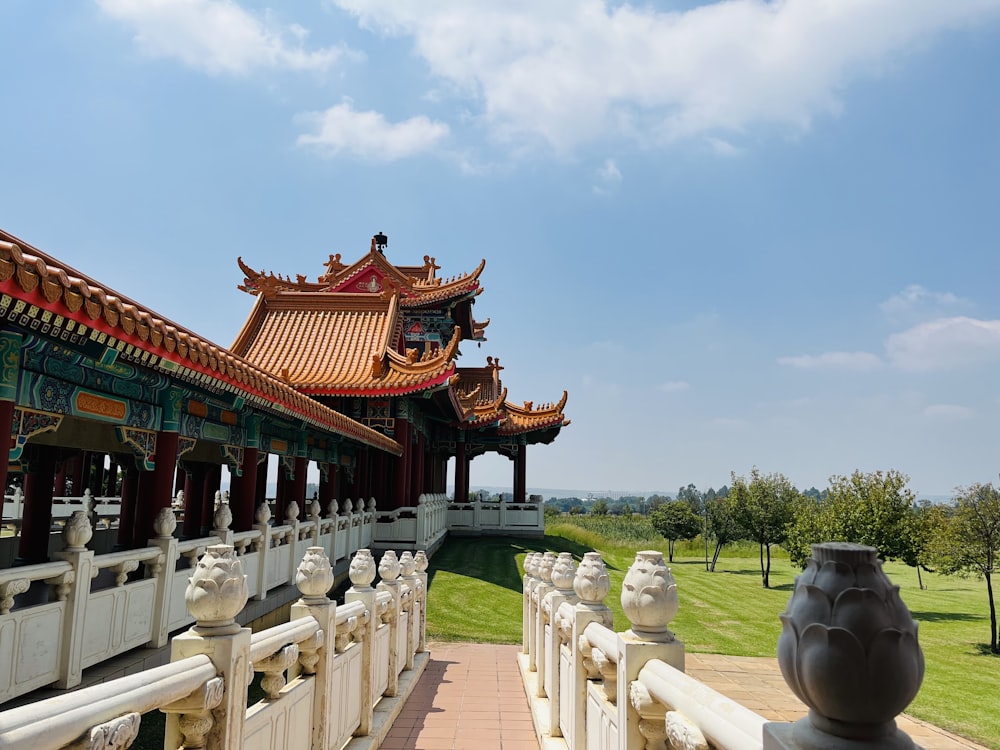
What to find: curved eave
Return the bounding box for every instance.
[0,236,402,457]
[297,365,455,398]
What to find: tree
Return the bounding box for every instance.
[568,504,585,515]
[929,483,1000,654]
[650,500,703,562]
[591,498,609,516]
[677,483,704,514]
[785,470,921,571]
[727,468,798,588]
[705,496,745,572]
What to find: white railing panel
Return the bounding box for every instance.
[166,567,195,633]
[243,678,315,750]
[81,579,156,669]
[396,611,410,677]
[241,551,261,598]
[559,642,573,743]
[0,601,64,702]
[331,643,363,749]
[373,623,390,702]
[586,682,618,750]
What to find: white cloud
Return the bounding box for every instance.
[923,404,976,420]
[97,0,348,75]
[593,158,622,194]
[879,284,968,321]
[886,316,1000,371]
[297,101,450,160]
[706,136,742,157]
[777,351,883,371]
[331,0,1000,152]
[658,380,690,393]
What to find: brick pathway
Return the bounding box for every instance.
[382,643,537,750]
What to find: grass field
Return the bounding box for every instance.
[425,524,1000,749]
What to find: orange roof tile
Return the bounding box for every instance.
[0,231,401,456]
[231,291,461,396]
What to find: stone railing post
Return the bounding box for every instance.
[534,551,557,697]
[345,549,378,736]
[523,552,542,667]
[290,547,337,750]
[415,495,427,548]
[399,551,419,668]
[213,497,233,547]
[414,550,429,652]
[149,506,180,648]
[309,499,322,547]
[376,550,403,697]
[327,499,340,564]
[544,552,578,736]
[618,550,683,750]
[163,544,251,750]
[569,552,613,750]
[764,542,924,750]
[253,502,272,600]
[54,511,95,688]
[285,500,301,577]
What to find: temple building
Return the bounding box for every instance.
[0,228,567,567]
[231,232,569,514]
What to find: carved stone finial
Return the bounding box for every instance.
[309,499,321,519]
[414,550,429,573]
[621,550,678,642]
[285,499,300,523]
[63,509,93,550]
[353,498,364,512]
[399,551,416,577]
[255,501,271,525]
[326,499,338,519]
[185,545,248,633]
[379,550,401,582]
[552,552,578,593]
[349,549,377,590]
[296,547,334,601]
[153,506,177,538]
[575,552,611,606]
[539,551,557,584]
[213,500,232,532]
[341,498,353,514]
[367,497,376,512]
[776,542,924,749]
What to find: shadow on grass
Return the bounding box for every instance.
[973,643,1000,657]
[427,535,607,595]
[911,610,987,623]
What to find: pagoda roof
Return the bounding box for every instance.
[452,360,570,437]
[230,291,461,397]
[236,241,486,309]
[0,230,401,456]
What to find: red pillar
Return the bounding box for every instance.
[290,456,308,517]
[318,464,334,517]
[255,454,268,507]
[69,452,85,497]
[203,463,222,529]
[231,448,258,532]
[0,399,16,498]
[514,445,527,503]
[182,463,207,538]
[17,446,57,564]
[134,431,180,544]
[454,441,467,502]
[410,431,425,506]
[392,420,410,510]
[116,461,140,549]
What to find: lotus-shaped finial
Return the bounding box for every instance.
[349,549,377,590]
[574,552,611,606]
[296,547,334,600]
[185,545,248,631]
[621,550,678,640]
[379,550,401,582]
[551,552,578,593]
[777,542,924,745]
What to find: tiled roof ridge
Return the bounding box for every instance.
[0,235,401,455]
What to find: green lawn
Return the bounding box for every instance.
[425,530,1000,749]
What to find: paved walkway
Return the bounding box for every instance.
[385,644,991,750]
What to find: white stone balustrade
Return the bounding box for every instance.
[520,543,924,750]
[0,496,381,705]
[373,493,449,553]
[447,495,545,538]
[0,544,429,750]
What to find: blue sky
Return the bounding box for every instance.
[2,0,999,498]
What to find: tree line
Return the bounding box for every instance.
[641,469,1000,655]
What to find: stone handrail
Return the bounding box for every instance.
[0,560,73,614]
[520,543,927,750]
[0,654,216,749]
[0,544,430,750]
[91,546,163,573]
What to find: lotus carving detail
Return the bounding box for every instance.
[777,542,924,736]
